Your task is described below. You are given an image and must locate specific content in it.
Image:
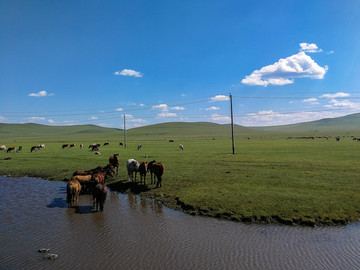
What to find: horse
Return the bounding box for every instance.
[127,159,140,182]
[66,179,81,207]
[138,161,148,185]
[109,154,120,175]
[93,183,108,211]
[148,160,165,188]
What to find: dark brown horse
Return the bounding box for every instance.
[93,184,108,211]
[109,154,120,175]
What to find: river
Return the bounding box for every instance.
[0,176,359,269]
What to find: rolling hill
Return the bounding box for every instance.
[1,113,360,141]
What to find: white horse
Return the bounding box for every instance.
[126,159,140,182]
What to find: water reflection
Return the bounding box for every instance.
[1,176,360,270]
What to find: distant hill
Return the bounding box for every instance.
[1,113,360,141]
[254,113,360,135]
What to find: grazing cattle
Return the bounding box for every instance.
[38,144,45,149]
[103,142,109,146]
[80,144,84,149]
[69,144,76,148]
[137,144,142,150]
[66,179,81,207]
[3,157,12,160]
[95,151,101,155]
[138,161,148,185]
[62,144,70,149]
[30,146,38,152]
[109,154,120,175]
[18,146,22,151]
[148,160,165,188]
[179,144,184,151]
[169,139,174,142]
[119,142,123,146]
[0,145,6,151]
[7,147,15,153]
[93,184,108,211]
[126,158,140,182]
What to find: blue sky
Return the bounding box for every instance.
[1,0,360,128]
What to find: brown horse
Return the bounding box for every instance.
[109,154,120,175]
[147,160,165,188]
[93,184,108,211]
[66,179,81,207]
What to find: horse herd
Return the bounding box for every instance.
[67,154,165,212]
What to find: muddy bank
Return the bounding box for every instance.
[107,181,354,227]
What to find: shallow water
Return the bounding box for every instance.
[1,176,360,269]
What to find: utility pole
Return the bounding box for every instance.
[123,114,127,148]
[230,93,235,155]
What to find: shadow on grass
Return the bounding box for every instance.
[108,180,152,194]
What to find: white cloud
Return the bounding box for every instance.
[210,95,229,102]
[324,99,360,110]
[205,106,220,111]
[48,119,55,124]
[114,69,142,77]
[28,90,53,97]
[139,103,145,107]
[152,104,169,111]
[210,113,230,122]
[157,112,177,118]
[129,118,147,123]
[170,106,185,111]
[116,108,124,112]
[29,117,45,121]
[242,110,345,127]
[320,92,350,99]
[299,43,323,53]
[89,116,98,120]
[241,52,328,86]
[302,98,319,104]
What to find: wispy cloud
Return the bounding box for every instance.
[28,90,54,97]
[114,69,142,77]
[320,92,350,99]
[29,116,45,121]
[209,113,230,122]
[299,43,323,53]
[116,108,124,112]
[242,45,328,87]
[205,106,220,111]
[302,98,319,104]
[157,112,177,118]
[209,95,229,102]
[170,106,185,111]
[89,116,98,120]
[152,104,168,111]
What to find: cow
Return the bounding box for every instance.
[62,144,70,149]
[109,154,120,175]
[126,159,140,182]
[93,184,108,211]
[0,145,6,151]
[66,179,81,207]
[95,151,101,155]
[18,146,23,151]
[169,139,174,142]
[103,142,109,146]
[138,161,148,185]
[69,144,76,148]
[7,147,15,153]
[179,144,184,151]
[80,144,84,149]
[38,144,45,149]
[119,142,123,146]
[30,146,38,152]
[137,144,142,150]
[147,160,165,188]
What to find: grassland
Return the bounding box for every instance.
[1,119,360,226]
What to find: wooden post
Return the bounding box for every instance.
[230,93,235,155]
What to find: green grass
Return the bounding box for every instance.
[1,121,360,226]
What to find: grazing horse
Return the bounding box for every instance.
[92,166,114,184]
[103,142,109,146]
[109,154,120,175]
[7,147,15,153]
[127,159,140,182]
[93,184,108,211]
[66,179,81,207]
[138,161,148,185]
[0,145,6,151]
[18,146,23,151]
[148,160,165,188]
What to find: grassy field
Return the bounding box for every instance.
[1,121,360,226]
